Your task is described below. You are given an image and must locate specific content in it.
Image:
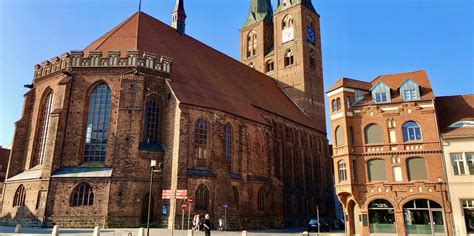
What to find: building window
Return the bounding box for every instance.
[13,185,26,207]
[451,152,474,175]
[462,200,474,234]
[284,49,294,67]
[144,100,160,144]
[336,97,341,110]
[282,15,294,29]
[402,121,422,142]
[354,89,367,103]
[403,199,444,234]
[367,159,387,181]
[368,199,396,233]
[36,191,47,209]
[400,79,420,101]
[306,15,314,29]
[331,99,337,112]
[407,157,428,180]
[34,90,53,166]
[335,126,345,147]
[351,160,357,181]
[257,188,265,211]
[70,183,94,207]
[348,126,354,145]
[371,82,391,103]
[195,184,209,211]
[346,96,351,109]
[194,118,209,166]
[247,31,257,57]
[393,166,403,182]
[309,49,316,68]
[266,60,274,72]
[224,123,232,167]
[338,161,347,182]
[84,83,112,163]
[365,124,383,144]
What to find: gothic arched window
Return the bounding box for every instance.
[13,185,26,207]
[70,183,94,207]
[84,83,112,163]
[34,90,53,166]
[195,184,209,211]
[257,187,265,211]
[233,186,239,210]
[309,49,316,69]
[194,118,209,166]
[247,31,257,57]
[144,100,160,144]
[266,60,275,72]
[224,123,233,168]
[284,49,294,67]
[282,15,294,29]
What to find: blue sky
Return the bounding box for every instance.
[0,0,472,147]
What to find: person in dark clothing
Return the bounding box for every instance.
[203,214,211,236]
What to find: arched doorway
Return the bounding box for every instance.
[403,199,446,235]
[348,200,362,236]
[368,199,396,234]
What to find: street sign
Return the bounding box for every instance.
[162,190,188,199]
[223,203,228,209]
[181,203,187,210]
[189,197,193,203]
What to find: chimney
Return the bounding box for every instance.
[171,0,186,35]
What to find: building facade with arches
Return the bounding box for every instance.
[327,70,453,235]
[0,0,333,229]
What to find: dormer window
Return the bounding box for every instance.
[371,82,391,103]
[399,79,420,101]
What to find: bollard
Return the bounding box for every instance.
[51,225,59,236]
[14,224,21,233]
[138,227,145,236]
[301,231,309,236]
[241,230,247,236]
[93,225,100,236]
[187,229,194,236]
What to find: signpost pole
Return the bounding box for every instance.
[171,191,176,236]
[224,206,227,231]
[181,208,185,236]
[187,201,191,230]
[317,205,320,236]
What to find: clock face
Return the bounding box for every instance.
[307,27,315,44]
[282,27,294,44]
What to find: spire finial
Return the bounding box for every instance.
[138,0,142,11]
[172,0,186,35]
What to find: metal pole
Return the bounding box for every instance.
[224,207,227,231]
[187,202,191,230]
[171,191,176,236]
[317,205,320,236]
[181,209,185,235]
[147,167,154,236]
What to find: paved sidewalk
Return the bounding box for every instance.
[0,226,344,236]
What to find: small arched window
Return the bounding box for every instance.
[335,126,345,147]
[309,49,316,69]
[195,184,209,211]
[224,123,233,166]
[70,183,94,207]
[331,99,337,112]
[13,185,26,207]
[367,159,387,181]
[247,31,257,57]
[282,15,294,29]
[365,124,383,144]
[346,96,351,109]
[257,188,265,211]
[233,187,239,210]
[336,98,341,110]
[402,121,422,142]
[338,161,347,182]
[306,15,314,29]
[407,157,427,181]
[266,60,275,72]
[84,83,112,163]
[34,90,53,166]
[144,100,160,144]
[284,49,294,67]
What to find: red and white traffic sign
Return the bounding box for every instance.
[181,200,187,210]
[189,197,193,203]
[162,190,188,200]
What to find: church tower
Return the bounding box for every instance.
[240,0,325,128]
[172,0,186,34]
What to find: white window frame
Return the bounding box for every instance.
[450,152,474,176]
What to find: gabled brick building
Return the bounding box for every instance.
[327,70,453,235]
[0,0,333,229]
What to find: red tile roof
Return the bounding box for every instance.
[326,77,371,93]
[370,70,434,101]
[436,95,474,138]
[84,12,323,132]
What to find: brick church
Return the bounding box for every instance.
[0,0,334,229]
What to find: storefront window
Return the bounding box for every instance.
[404,199,445,235]
[369,199,396,233]
[462,200,474,234]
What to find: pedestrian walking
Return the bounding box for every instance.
[192,215,198,230]
[203,214,211,236]
[218,217,223,231]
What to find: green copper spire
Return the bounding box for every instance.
[276,0,316,13]
[243,0,273,27]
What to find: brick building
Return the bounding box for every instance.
[0,146,11,203]
[327,70,453,235]
[436,95,474,236]
[0,0,333,229]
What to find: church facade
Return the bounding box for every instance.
[0,0,333,229]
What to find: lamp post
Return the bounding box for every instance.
[147,160,163,236]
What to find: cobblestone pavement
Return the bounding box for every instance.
[0,226,345,236]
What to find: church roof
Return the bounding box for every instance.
[84,12,323,132]
[435,95,474,138]
[243,0,274,28]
